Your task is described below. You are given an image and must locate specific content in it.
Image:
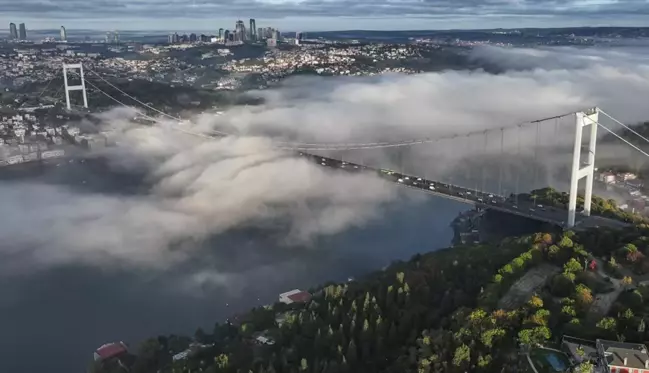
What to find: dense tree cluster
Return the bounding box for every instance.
[519,187,648,224]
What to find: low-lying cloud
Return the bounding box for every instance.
[1,116,397,272]
[4,45,649,276]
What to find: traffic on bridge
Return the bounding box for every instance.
[298,152,627,229]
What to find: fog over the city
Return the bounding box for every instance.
[3,45,649,278]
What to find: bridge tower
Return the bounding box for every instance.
[567,107,599,228]
[62,63,88,110]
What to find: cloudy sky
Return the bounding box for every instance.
[3,0,649,31]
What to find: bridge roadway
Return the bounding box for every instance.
[298,152,630,230]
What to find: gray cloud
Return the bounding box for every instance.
[4,0,649,21]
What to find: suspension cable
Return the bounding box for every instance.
[75,68,592,151]
[38,70,58,98]
[599,108,649,147]
[86,68,183,122]
[582,115,649,159]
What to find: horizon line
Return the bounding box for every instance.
[11,25,649,33]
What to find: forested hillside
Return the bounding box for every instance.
[92,220,649,373]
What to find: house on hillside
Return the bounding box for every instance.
[561,336,649,372]
[279,289,312,305]
[561,335,598,364]
[596,339,649,373]
[93,341,128,362]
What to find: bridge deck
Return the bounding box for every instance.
[299,152,629,230]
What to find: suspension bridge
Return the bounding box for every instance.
[49,63,649,229]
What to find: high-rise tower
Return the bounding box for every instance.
[235,20,245,42]
[18,23,26,40]
[60,26,67,41]
[9,23,17,40]
[249,19,256,40]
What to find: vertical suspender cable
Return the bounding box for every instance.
[482,130,488,195]
[499,128,504,196]
[533,121,540,206]
[516,125,521,206]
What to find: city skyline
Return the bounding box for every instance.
[3,0,649,33]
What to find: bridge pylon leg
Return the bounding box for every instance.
[62,62,89,110]
[567,108,599,228]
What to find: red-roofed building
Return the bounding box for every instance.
[93,342,128,361]
[288,291,312,303]
[279,289,312,304]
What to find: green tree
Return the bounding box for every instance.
[575,361,594,373]
[559,236,574,249]
[499,264,514,276]
[518,326,551,346]
[528,295,543,308]
[452,344,470,367]
[564,258,583,273]
[622,276,633,287]
[481,328,506,348]
[215,354,229,369]
[477,354,492,368]
[596,317,617,331]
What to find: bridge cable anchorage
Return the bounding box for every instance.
[598,109,649,147]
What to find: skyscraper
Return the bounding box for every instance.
[257,27,263,40]
[18,23,26,40]
[60,26,67,41]
[218,28,224,41]
[235,20,245,42]
[249,19,256,40]
[9,23,17,40]
[224,30,231,43]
